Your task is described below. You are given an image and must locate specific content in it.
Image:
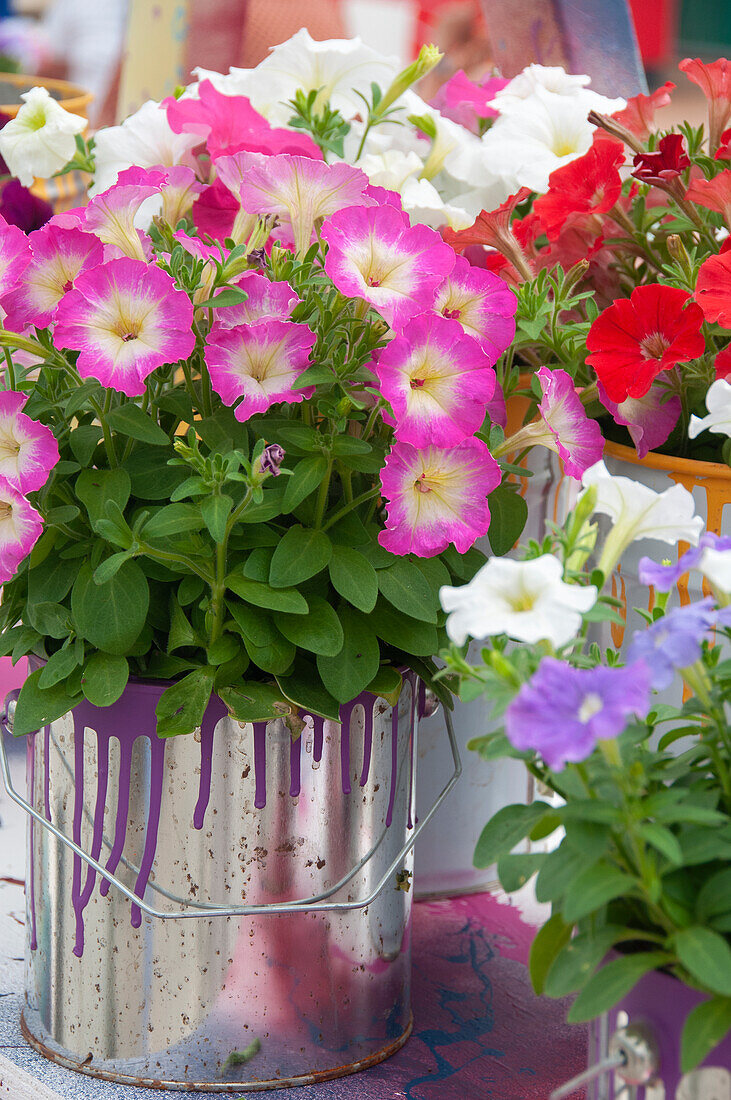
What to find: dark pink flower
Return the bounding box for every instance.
[378,437,501,558]
[0,391,58,492]
[430,70,508,133]
[322,204,455,329]
[2,224,103,331]
[375,314,496,447]
[0,214,31,297]
[163,80,322,161]
[205,319,316,420]
[598,378,681,459]
[632,134,690,186]
[55,258,195,396]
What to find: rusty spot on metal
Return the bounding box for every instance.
[21,1011,413,1092]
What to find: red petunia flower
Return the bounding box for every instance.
[680,57,731,152]
[533,137,625,240]
[632,134,690,186]
[585,283,706,402]
[611,82,675,142]
[716,127,731,160]
[443,188,533,280]
[714,345,731,380]
[695,251,731,327]
[686,169,731,227]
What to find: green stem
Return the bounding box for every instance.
[88,394,118,468]
[2,347,15,390]
[138,541,212,582]
[208,485,255,646]
[0,328,44,356]
[321,485,381,532]
[313,458,334,528]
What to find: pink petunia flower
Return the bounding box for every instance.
[0,391,59,492]
[192,177,258,245]
[430,70,508,133]
[598,378,681,459]
[378,437,501,558]
[84,168,165,261]
[433,255,516,363]
[205,319,316,420]
[163,80,321,161]
[54,258,195,396]
[502,368,604,479]
[238,154,374,256]
[322,205,455,329]
[0,213,31,297]
[375,314,495,446]
[212,270,300,328]
[159,165,204,227]
[1,224,103,332]
[0,474,43,582]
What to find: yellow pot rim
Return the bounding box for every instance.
[603,438,731,482]
[0,73,92,118]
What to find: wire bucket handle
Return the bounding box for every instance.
[0,688,460,920]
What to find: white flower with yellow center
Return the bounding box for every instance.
[440,554,598,646]
[689,379,731,440]
[0,86,86,187]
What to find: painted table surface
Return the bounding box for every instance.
[0,732,587,1099]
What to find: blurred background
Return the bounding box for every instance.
[0,0,720,129]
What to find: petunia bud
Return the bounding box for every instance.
[374,44,443,117]
[259,443,286,477]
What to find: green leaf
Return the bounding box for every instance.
[269,526,332,588]
[123,448,187,500]
[243,547,273,582]
[276,665,341,721]
[370,598,438,656]
[681,996,731,1073]
[675,927,731,996]
[156,668,215,737]
[220,681,287,723]
[81,652,129,706]
[317,604,380,704]
[207,634,240,665]
[329,544,378,613]
[107,404,169,445]
[282,455,328,512]
[69,424,102,466]
[200,494,233,543]
[638,822,683,866]
[562,863,637,923]
[366,665,402,704]
[71,561,149,656]
[487,484,528,557]
[544,926,624,998]
[13,669,81,737]
[76,468,131,528]
[568,953,671,1023]
[497,852,542,892]
[94,552,134,585]
[197,285,250,308]
[226,600,276,647]
[529,913,572,996]
[168,601,201,652]
[38,645,82,690]
[473,802,553,869]
[27,601,71,639]
[377,559,436,623]
[277,597,344,656]
[226,574,308,614]
[142,503,204,540]
[412,556,451,601]
[241,630,296,675]
[697,868,731,922]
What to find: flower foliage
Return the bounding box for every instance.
[441,479,731,1074]
[0,60,526,737]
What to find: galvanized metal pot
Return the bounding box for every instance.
[0,671,458,1091]
[415,448,579,897]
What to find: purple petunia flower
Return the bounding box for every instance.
[638,533,731,592]
[626,597,720,689]
[505,657,651,769]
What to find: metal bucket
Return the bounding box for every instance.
[415,449,580,897]
[0,671,459,1091]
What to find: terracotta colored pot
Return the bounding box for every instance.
[0,73,92,119]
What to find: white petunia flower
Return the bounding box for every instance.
[489,64,622,115]
[212,30,400,128]
[440,554,597,647]
[698,546,731,593]
[90,100,199,197]
[581,460,704,577]
[480,84,626,195]
[688,379,731,440]
[0,86,85,187]
[361,148,423,189]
